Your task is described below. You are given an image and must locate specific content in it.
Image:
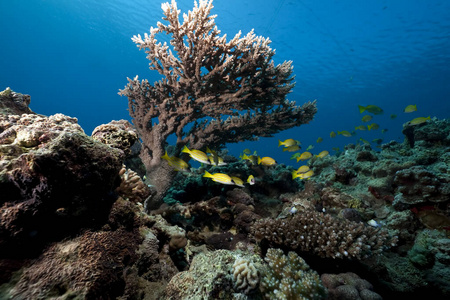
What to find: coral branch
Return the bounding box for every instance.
[119,0,317,201]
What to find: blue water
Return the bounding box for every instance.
[1,0,449,165]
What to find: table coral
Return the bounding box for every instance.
[119,0,317,203]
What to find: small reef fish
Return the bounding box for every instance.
[315,150,329,158]
[367,219,381,228]
[372,138,383,145]
[367,123,380,131]
[292,169,314,180]
[290,152,302,160]
[359,138,370,145]
[208,155,226,166]
[181,146,210,164]
[404,104,417,113]
[241,153,258,165]
[278,139,300,147]
[306,145,314,151]
[316,137,323,143]
[332,147,340,152]
[355,125,367,131]
[242,148,252,154]
[258,156,277,166]
[330,131,337,138]
[337,131,352,137]
[382,129,388,134]
[390,114,397,119]
[296,151,312,162]
[409,116,431,125]
[203,171,234,185]
[282,145,301,152]
[296,165,310,173]
[230,176,245,187]
[247,175,255,185]
[358,104,384,115]
[361,115,372,122]
[161,151,189,171]
[206,147,226,166]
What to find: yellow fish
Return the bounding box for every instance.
[203,171,234,185]
[337,131,352,137]
[181,146,210,164]
[242,148,252,154]
[358,105,384,115]
[409,116,431,125]
[208,155,226,166]
[315,150,329,158]
[330,131,337,138]
[367,123,380,131]
[230,176,245,187]
[242,153,258,165]
[278,139,300,147]
[292,169,314,180]
[316,137,323,143]
[296,152,312,162]
[361,115,372,122]
[258,156,277,166]
[355,125,367,131]
[296,165,310,174]
[359,138,370,145]
[404,104,417,113]
[161,151,189,171]
[282,145,301,152]
[390,114,397,119]
[247,175,255,185]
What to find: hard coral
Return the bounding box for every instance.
[232,256,261,294]
[321,272,382,300]
[252,210,397,259]
[91,119,138,156]
[119,0,317,203]
[260,248,327,300]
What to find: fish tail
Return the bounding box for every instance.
[257,156,262,165]
[278,140,283,147]
[203,170,213,178]
[161,151,170,160]
[358,105,366,114]
[181,145,190,154]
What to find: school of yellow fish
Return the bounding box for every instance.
[160,103,431,187]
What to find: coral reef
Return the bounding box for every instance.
[165,250,263,299]
[119,0,316,204]
[116,165,151,203]
[91,119,138,156]
[321,272,382,300]
[232,256,261,294]
[260,248,327,300]
[0,112,124,255]
[252,210,397,259]
[0,87,33,115]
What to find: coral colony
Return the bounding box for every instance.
[1,0,449,299]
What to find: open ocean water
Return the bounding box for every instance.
[1,0,449,165]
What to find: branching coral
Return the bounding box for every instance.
[260,248,327,300]
[119,0,317,202]
[252,210,398,259]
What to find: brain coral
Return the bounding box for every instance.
[232,256,260,294]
